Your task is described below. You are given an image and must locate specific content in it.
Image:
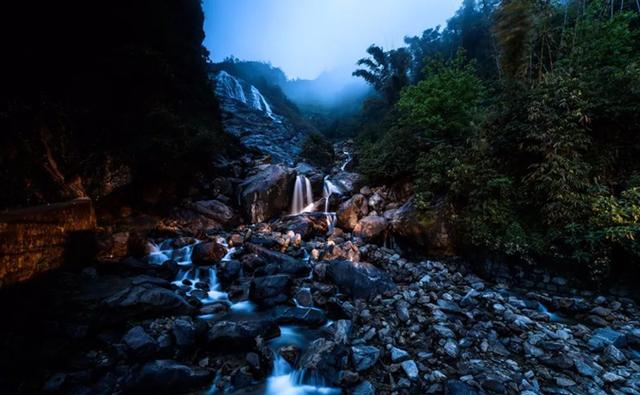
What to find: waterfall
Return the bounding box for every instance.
[291,175,314,215]
[322,176,341,213]
[215,71,247,103]
[266,353,339,395]
[215,71,275,119]
[340,150,352,171]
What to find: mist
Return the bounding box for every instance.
[203,0,462,110]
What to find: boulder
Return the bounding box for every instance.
[353,215,388,241]
[333,172,364,195]
[337,194,368,231]
[299,338,348,386]
[128,360,212,391]
[207,320,279,350]
[274,212,330,239]
[186,199,238,226]
[445,380,481,395]
[326,260,395,300]
[588,327,627,351]
[217,259,242,285]
[239,164,295,223]
[245,243,310,277]
[386,197,454,255]
[272,306,327,327]
[351,345,380,372]
[352,380,375,395]
[192,241,227,265]
[172,319,196,348]
[123,326,158,359]
[249,274,291,307]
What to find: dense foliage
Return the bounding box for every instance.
[298,133,336,169]
[0,0,233,207]
[353,0,640,281]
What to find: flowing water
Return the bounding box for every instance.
[215,71,275,119]
[291,175,315,215]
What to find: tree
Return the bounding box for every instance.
[353,45,411,104]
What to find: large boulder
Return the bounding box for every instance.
[245,243,310,277]
[123,326,158,359]
[249,274,292,307]
[326,260,395,300]
[385,197,453,255]
[337,194,368,231]
[272,306,327,327]
[274,212,330,239]
[239,164,295,223]
[186,199,238,227]
[298,338,349,386]
[353,215,388,241]
[333,172,364,195]
[127,360,212,391]
[207,320,280,350]
[191,241,227,265]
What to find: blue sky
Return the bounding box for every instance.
[203,0,462,80]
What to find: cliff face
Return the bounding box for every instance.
[0,0,229,208]
[0,199,96,287]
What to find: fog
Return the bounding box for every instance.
[203,0,461,109]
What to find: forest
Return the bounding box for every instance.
[344,0,640,283]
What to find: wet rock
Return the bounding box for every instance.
[239,164,295,223]
[123,326,158,359]
[443,339,459,359]
[326,260,395,300]
[401,359,419,380]
[587,327,627,351]
[249,274,291,307]
[128,359,212,391]
[172,319,195,348]
[245,243,309,277]
[396,300,410,322]
[186,199,238,226]
[351,345,380,372]
[337,194,368,231]
[353,215,387,241]
[601,344,626,365]
[444,380,481,395]
[217,259,242,285]
[339,370,360,387]
[272,306,327,327]
[351,379,375,395]
[299,338,348,386]
[390,346,410,362]
[192,241,227,265]
[295,288,314,307]
[207,320,279,351]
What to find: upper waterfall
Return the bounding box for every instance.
[214,71,275,118]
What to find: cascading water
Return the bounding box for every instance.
[291,175,314,215]
[215,71,275,119]
[322,176,342,233]
[340,150,352,171]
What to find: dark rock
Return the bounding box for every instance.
[123,326,158,359]
[352,380,375,395]
[444,380,481,395]
[239,164,295,223]
[218,260,242,285]
[128,359,212,391]
[351,345,380,372]
[249,274,291,307]
[587,327,627,351]
[326,260,395,300]
[245,243,310,277]
[337,194,368,231]
[187,199,237,226]
[299,338,348,386]
[207,320,280,350]
[273,306,327,327]
[172,319,195,348]
[353,215,388,241]
[192,241,227,265]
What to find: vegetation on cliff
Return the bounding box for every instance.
[0,0,233,207]
[352,0,640,281]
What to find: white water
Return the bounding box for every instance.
[291,175,315,215]
[340,150,352,171]
[215,71,275,119]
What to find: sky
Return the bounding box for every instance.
[203,0,462,80]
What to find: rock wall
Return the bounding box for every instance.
[0,198,96,287]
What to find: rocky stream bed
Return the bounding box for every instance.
[1,146,639,395]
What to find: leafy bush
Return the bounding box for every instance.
[298,133,335,169]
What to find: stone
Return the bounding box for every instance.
[602,344,626,365]
[326,260,395,300]
[396,300,410,322]
[299,338,348,386]
[207,320,279,350]
[187,199,237,226]
[249,274,291,307]
[123,326,158,359]
[351,345,380,372]
[245,243,309,277]
[444,380,481,395]
[352,380,375,395]
[217,259,242,284]
[443,339,459,359]
[172,319,195,348]
[128,359,212,391]
[191,241,227,265]
[272,306,327,327]
[588,327,627,351]
[353,215,388,241]
[239,164,295,223]
[390,347,410,362]
[295,288,314,307]
[337,194,368,231]
[401,360,419,380]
